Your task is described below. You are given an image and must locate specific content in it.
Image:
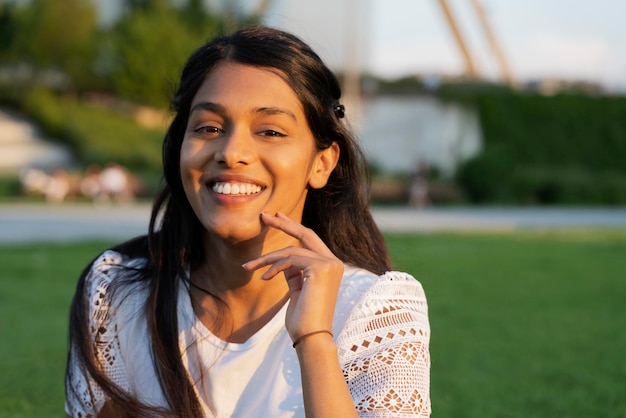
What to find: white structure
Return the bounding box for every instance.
[357,95,482,176]
[0,109,74,173]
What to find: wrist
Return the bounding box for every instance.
[292,330,334,348]
[293,331,336,357]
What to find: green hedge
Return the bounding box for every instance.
[0,86,165,197]
[454,91,626,204]
[18,88,164,171]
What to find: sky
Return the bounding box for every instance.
[260,0,626,92]
[97,0,626,92]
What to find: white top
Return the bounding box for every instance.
[66,250,431,417]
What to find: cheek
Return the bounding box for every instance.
[273,144,318,177]
[275,158,313,188]
[179,141,203,191]
[179,138,197,167]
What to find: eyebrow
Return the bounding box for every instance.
[190,101,225,115]
[254,107,297,121]
[190,101,297,121]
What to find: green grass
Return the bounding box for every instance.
[0,241,114,418]
[387,230,626,418]
[1,231,626,417]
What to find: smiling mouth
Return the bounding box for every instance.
[211,182,264,196]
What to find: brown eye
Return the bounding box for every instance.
[259,130,286,137]
[194,126,224,136]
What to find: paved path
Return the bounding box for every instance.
[0,203,150,244]
[373,206,626,232]
[1,203,626,244]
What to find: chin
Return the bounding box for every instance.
[205,218,264,244]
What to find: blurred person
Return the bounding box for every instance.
[79,164,103,203]
[409,161,430,208]
[44,167,71,203]
[65,26,430,417]
[20,167,50,196]
[99,162,134,203]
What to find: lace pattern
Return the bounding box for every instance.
[337,272,431,416]
[66,254,431,417]
[66,251,135,417]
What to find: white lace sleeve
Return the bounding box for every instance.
[337,271,431,417]
[65,251,132,417]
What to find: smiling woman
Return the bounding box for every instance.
[65,25,431,418]
[179,62,337,244]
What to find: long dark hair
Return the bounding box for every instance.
[67,25,391,417]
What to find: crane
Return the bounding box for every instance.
[438,0,515,86]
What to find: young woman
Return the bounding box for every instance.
[66,25,431,417]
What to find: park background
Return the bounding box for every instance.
[0,0,625,416]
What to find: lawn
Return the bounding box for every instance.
[0,241,111,418]
[1,231,625,417]
[386,230,626,418]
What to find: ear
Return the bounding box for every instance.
[308,142,340,189]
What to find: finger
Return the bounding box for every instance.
[256,254,316,281]
[261,212,334,256]
[242,246,310,271]
[258,253,342,285]
[284,268,305,293]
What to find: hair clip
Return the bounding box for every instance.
[333,103,345,119]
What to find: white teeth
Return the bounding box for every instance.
[212,182,262,195]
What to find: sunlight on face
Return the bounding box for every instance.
[180,62,334,245]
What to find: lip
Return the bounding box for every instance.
[204,174,267,201]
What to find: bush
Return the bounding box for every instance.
[454,91,626,205]
[456,146,516,203]
[513,167,626,205]
[0,86,165,198]
[18,88,164,172]
[0,175,20,200]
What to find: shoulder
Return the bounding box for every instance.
[339,266,427,306]
[66,238,151,417]
[80,237,151,313]
[84,235,151,281]
[84,249,149,289]
[334,266,428,332]
[358,270,428,309]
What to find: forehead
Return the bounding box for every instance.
[191,62,303,112]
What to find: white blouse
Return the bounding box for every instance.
[66,250,431,417]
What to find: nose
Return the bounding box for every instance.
[213,127,255,167]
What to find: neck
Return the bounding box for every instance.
[189,229,297,342]
[198,226,300,289]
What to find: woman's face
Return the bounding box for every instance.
[180,62,338,244]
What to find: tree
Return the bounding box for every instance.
[10,0,98,90]
[0,2,19,61]
[124,0,170,14]
[179,0,212,31]
[108,3,219,107]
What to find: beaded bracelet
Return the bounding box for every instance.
[292,330,334,348]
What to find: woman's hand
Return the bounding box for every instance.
[244,212,358,417]
[242,212,344,341]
